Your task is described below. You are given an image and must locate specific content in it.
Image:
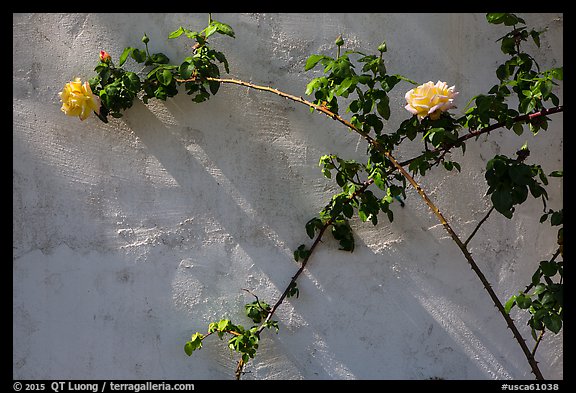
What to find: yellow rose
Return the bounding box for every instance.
[59,78,101,121]
[405,81,458,120]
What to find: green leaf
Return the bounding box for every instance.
[179,62,195,80]
[516,294,532,309]
[510,184,528,205]
[540,291,555,306]
[213,20,235,38]
[508,164,533,186]
[293,244,310,262]
[202,24,218,39]
[305,54,327,71]
[245,301,270,323]
[336,171,346,187]
[331,220,355,252]
[169,26,185,39]
[532,283,547,296]
[122,72,140,92]
[486,13,506,24]
[543,313,562,334]
[550,210,563,226]
[530,30,540,48]
[548,67,563,80]
[218,319,230,331]
[500,36,517,55]
[519,97,536,114]
[335,77,355,96]
[540,261,558,277]
[208,80,220,95]
[377,96,390,120]
[491,189,514,219]
[305,218,322,239]
[150,53,170,64]
[157,69,173,86]
[184,341,194,356]
[130,48,147,63]
[119,47,134,67]
[504,295,517,314]
[286,282,299,299]
[184,30,202,41]
[184,332,204,355]
[342,203,354,219]
[512,122,524,135]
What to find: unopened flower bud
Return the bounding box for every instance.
[335,34,344,47]
[378,41,387,53]
[142,34,149,44]
[99,50,111,63]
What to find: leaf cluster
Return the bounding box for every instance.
[184,302,279,363]
[501,164,563,339]
[90,18,235,122]
[89,58,141,122]
[304,37,415,136]
[485,152,549,219]
[464,14,563,135]
[244,301,271,324]
[505,256,563,336]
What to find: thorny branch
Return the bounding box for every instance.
[184,75,561,380]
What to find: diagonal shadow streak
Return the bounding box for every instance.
[119,99,530,380]
[121,99,289,252]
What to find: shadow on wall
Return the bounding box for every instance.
[120,98,530,379]
[241,216,529,380]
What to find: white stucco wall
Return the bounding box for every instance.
[13,13,563,380]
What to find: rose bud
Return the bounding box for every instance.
[99,50,111,63]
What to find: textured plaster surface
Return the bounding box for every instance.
[13,13,563,380]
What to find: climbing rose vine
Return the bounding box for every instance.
[55,13,563,380]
